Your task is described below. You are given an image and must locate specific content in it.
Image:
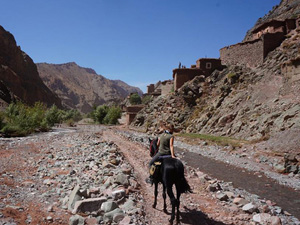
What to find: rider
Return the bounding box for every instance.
[146,123,176,184]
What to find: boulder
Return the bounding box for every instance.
[101,201,119,213]
[72,197,107,214]
[103,208,124,223]
[242,203,258,213]
[68,185,82,211]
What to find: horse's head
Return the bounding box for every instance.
[149,137,158,157]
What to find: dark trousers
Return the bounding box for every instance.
[149,152,165,168]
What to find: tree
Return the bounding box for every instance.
[129,93,142,105]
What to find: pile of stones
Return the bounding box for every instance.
[35,130,147,225]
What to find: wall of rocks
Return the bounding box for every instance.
[220,39,264,67]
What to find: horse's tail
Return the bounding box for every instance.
[175,160,193,194]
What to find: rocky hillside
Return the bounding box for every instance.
[0,26,62,107]
[244,0,300,41]
[131,0,300,153]
[37,62,143,113]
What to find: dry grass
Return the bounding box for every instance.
[176,133,249,148]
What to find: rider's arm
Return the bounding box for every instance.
[170,137,175,158]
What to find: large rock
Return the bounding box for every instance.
[68,185,82,211]
[103,208,124,223]
[101,201,119,213]
[72,197,107,214]
[242,203,258,214]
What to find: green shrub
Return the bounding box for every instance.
[44,105,61,127]
[1,101,48,136]
[103,106,122,124]
[129,93,142,105]
[93,105,109,123]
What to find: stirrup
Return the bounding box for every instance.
[145,177,153,185]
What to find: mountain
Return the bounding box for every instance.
[37,62,143,113]
[0,26,62,107]
[131,0,300,153]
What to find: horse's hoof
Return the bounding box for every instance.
[152,204,156,209]
[163,208,168,213]
[168,220,173,225]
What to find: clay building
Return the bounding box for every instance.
[220,32,286,68]
[160,80,173,95]
[173,58,223,90]
[146,79,173,96]
[126,105,144,125]
[196,58,225,76]
[221,18,298,68]
[251,19,296,40]
[147,84,155,94]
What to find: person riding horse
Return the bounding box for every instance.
[146,123,176,184]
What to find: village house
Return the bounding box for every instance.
[173,58,224,90]
[126,105,144,125]
[220,18,299,68]
[251,19,296,40]
[146,80,173,96]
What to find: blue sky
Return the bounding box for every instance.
[1,0,280,92]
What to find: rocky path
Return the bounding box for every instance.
[0,125,299,225]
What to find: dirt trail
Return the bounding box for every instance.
[102,127,241,225]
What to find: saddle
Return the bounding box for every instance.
[149,155,172,178]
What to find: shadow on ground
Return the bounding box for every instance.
[180,206,228,225]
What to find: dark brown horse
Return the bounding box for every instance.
[149,138,192,225]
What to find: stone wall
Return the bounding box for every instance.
[220,39,264,67]
[220,32,286,68]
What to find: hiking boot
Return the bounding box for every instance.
[145,177,153,185]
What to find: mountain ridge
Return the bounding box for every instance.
[37,62,142,113]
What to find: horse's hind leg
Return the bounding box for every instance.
[167,186,177,225]
[153,182,158,208]
[163,185,167,213]
[176,191,181,224]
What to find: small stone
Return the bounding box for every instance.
[69,215,85,225]
[270,216,282,225]
[253,213,271,223]
[216,193,229,201]
[112,189,126,200]
[242,203,258,214]
[46,216,53,222]
[233,197,249,206]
